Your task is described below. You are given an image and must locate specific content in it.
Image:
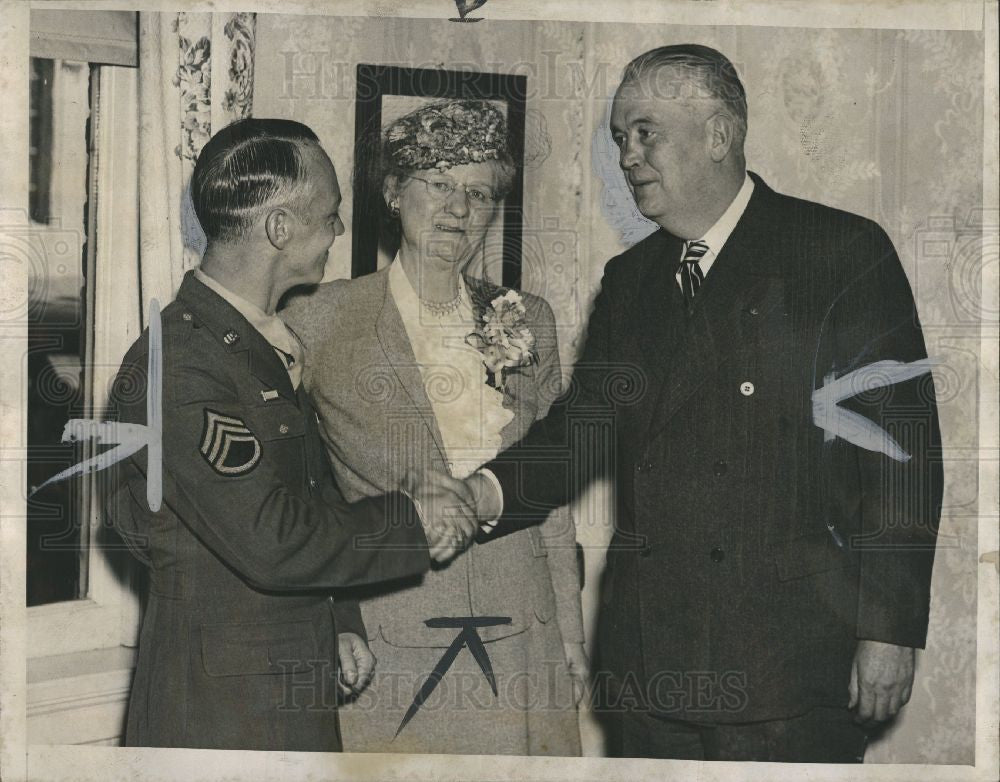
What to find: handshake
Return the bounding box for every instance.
[402,469,502,562]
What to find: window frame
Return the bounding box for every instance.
[27,61,141,660]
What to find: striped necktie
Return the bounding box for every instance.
[680,239,709,306]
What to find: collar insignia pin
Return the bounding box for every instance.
[260,389,279,402]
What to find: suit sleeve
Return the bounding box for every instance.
[480,260,619,541]
[827,223,942,649]
[332,598,366,639]
[112,353,430,593]
[529,296,585,644]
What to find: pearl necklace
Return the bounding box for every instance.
[418,290,462,317]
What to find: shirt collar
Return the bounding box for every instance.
[693,172,755,259]
[193,268,297,355]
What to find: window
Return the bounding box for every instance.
[27,56,91,607]
[26,42,141,659]
[24,11,142,746]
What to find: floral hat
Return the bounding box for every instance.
[385,100,509,172]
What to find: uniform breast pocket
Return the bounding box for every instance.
[244,402,308,478]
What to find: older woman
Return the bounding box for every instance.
[281,100,585,756]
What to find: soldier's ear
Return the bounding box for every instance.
[264,208,293,250]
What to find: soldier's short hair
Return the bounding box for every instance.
[621,44,748,147]
[191,118,322,243]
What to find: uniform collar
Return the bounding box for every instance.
[193,268,299,357]
[175,270,299,400]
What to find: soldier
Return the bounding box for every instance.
[107,118,476,751]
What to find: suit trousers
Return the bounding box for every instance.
[605,705,868,762]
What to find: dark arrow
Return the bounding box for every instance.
[394,615,511,738]
[450,0,489,22]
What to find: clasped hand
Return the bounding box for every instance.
[404,470,485,562]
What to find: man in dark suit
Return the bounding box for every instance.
[464,45,942,762]
[107,118,477,751]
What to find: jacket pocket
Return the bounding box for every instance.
[774,530,857,582]
[244,402,306,441]
[200,618,320,676]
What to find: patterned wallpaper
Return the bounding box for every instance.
[254,15,984,764]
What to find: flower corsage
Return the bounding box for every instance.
[464,280,538,394]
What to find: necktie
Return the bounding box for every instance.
[269,324,305,390]
[680,240,708,306]
[278,327,305,390]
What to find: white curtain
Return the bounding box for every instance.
[136,12,256,321]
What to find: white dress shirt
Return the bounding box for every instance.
[675,172,755,290]
[194,268,305,389]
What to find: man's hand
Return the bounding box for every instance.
[337,632,376,696]
[405,470,478,562]
[563,642,590,706]
[848,639,915,723]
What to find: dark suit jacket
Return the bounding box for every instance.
[485,173,942,723]
[107,272,430,751]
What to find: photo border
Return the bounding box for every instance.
[1,2,996,782]
[351,63,526,288]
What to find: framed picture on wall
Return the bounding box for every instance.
[352,64,527,288]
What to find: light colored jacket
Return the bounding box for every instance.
[282,268,584,647]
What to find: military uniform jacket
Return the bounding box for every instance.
[486,173,943,723]
[108,272,430,751]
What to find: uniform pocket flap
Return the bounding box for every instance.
[201,619,319,676]
[775,530,856,582]
[245,403,306,441]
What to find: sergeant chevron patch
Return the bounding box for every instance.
[200,409,262,476]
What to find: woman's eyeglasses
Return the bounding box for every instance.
[403,174,499,205]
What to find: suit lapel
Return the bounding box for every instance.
[373,273,450,467]
[644,177,785,444]
[625,231,688,442]
[637,231,686,366]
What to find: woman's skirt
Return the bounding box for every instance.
[338,616,581,756]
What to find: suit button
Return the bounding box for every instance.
[740,381,755,396]
[713,460,728,476]
[278,423,289,434]
[710,547,725,563]
[640,545,652,558]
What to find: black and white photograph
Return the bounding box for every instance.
[1,1,996,780]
